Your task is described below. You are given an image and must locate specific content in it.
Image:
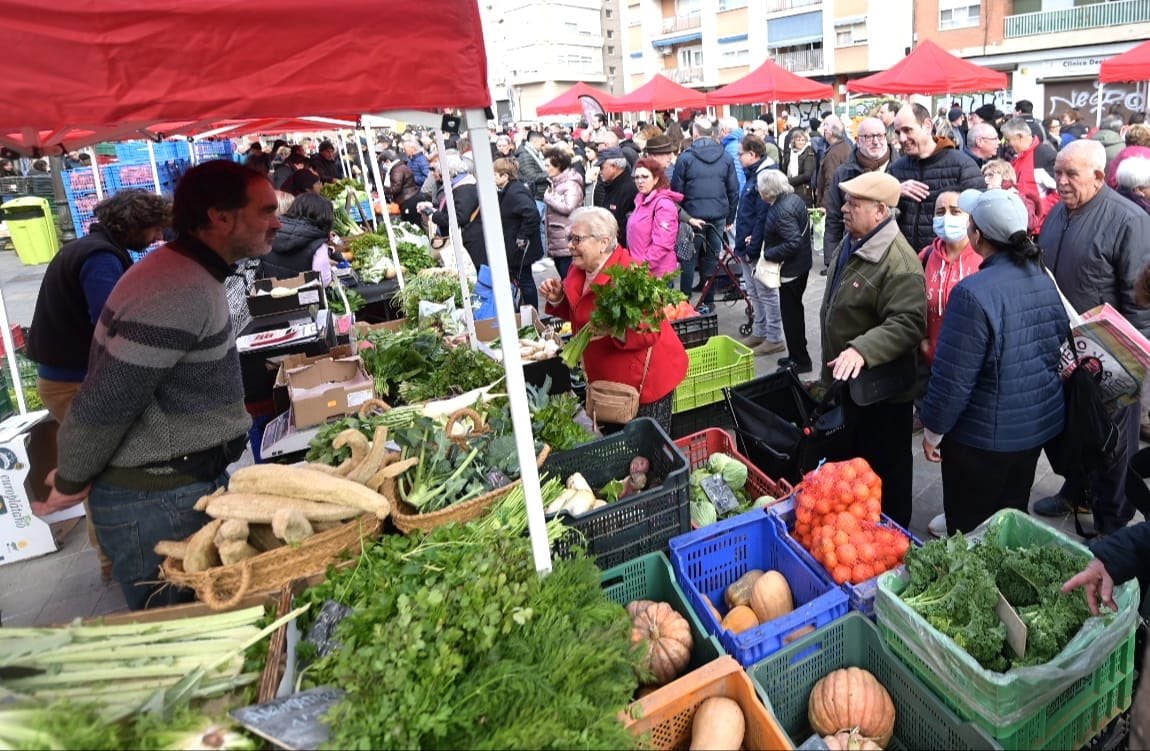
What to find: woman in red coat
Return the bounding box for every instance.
[540,206,688,433]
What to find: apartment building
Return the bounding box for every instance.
[481,0,623,121]
[921,0,1150,126]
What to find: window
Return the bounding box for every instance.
[607,29,614,38]
[677,0,702,15]
[835,20,867,46]
[939,0,980,29]
[609,65,617,75]
[719,46,750,67]
[564,21,577,31]
[678,45,703,68]
[605,8,612,17]
[608,45,615,54]
[718,0,748,9]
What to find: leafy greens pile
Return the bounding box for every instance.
[356,328,502,404]
[346,228,435,284]
[526,378,595,451]
[560,263,683,368]
[297,525,639,750]
[900,532,1092,671]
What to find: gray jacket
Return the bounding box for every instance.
[1039,185,1150,336]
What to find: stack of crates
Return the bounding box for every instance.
[193,140,236,163]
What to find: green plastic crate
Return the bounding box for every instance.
[672,335,755,413]
[749,613,997,750]
[875,508,1139,750]
[600,551,723,674]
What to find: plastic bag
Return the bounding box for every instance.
[874,508,1139,729]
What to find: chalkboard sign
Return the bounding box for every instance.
[304,599,353,660]
[701,475,740,514]
[230,686,345,750]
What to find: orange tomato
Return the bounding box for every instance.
[852,563,875,582]
[824,551,839,569]
[814,498,832,516]
[833,529,850,547]
[838,543,858,566]
[836,511,859,531]
[858,542,877,564]
[832,565,852,585]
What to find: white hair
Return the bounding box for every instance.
[569,206,619,249]
[1059,139,1107,174]
[1117,156,1150,190]
[692,116,715,138]
[1000,118,1032,139]
[719,116,739,133]
[603,157,628,171]
[757,169,793,199]
[822,115,845,141]
[441,153,471,178]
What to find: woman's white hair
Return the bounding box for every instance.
[1116,156,1150,190]
[569,206,619,249]
[441,153,471,178]
[757,169,793,199]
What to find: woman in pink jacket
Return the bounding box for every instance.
[626,157,681,277]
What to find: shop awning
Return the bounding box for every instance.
[1100,39,1150,84]
[847,40,1007,95]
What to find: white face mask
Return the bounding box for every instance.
[933,214,968,243]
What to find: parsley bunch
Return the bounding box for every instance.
[560,263,682,368]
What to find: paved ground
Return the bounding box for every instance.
[0,243,1097,626]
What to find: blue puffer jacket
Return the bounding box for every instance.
[671,138,740,225]
[733,158,777,259]
[721,127,746,193]
[919,252,1068,452]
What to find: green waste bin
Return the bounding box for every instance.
[2,196,59,265]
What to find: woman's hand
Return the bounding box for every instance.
[688,218,705,229]
[539,278,565,305]
[922,437,942,463]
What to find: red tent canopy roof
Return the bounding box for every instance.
[707,59,833,105]
[536,83,618,116]
[847,40,1007,95]
[611,74,708,112]
[1100,40,1150,84]
[0,0,490,152]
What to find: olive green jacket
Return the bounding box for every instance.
[820,218,927,402]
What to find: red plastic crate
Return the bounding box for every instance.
[674,428,793,505]
[0,325,25,358]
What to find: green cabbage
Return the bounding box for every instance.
[707,453,748,490]
[691,498,718,527]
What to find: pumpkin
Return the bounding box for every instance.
[724,568,765,609]
[750,570,794,623]
[822,729,884,750]
[720,605,759,635]
[808,668,895,748]
[630,601,693,685]
[689,696,745,751]
[625,599,656,620]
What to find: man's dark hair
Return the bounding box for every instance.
[287,153,307,167]
[741,135,767,158]
[248,142,264,152]
[318,140,335,153]
[593,113,607,127]
[881,99,901,114]
[526,130,545,143]
[94,189,171,240]
[1014,99,1034,115]
[172,159,266,236]
[544,147,572,172]
[1130,112,1147,126]
[285,192,334,234]
[910,102,932,125]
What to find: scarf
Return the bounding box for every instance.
[855,148,890,172]
[787,146,807,179]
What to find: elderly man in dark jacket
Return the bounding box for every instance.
[592,147,638,248]
[822,117,892,273]
[672,117,740,312]
[890,104,985,250]
[733,135,784,353]
[816,116,852,208]
[821,171,926,528]
[1034,139,1150,534]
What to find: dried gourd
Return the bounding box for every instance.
[272,507,315,544]
[183,519,223,573]
[202,493,361,523]
[227,465,390,518]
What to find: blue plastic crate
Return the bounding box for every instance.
[669,509,849,667]
[767,496,922,617]
[114,141,152,162]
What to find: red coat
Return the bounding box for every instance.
[546,246,688,404]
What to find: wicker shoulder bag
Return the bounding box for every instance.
[585,347,653,426]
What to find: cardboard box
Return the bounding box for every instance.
[247,272,326,318]
[473,305,546,343]
[0,411,84,567]
[285,357,374,429]
[271,344,355,415]
[474,307,571,395]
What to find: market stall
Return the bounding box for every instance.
[706,58,834,120]
[610,73,709,115]
[535,82,620,116]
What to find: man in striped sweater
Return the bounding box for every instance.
[41,160,281,609]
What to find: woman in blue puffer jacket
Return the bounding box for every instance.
[919,189,1068,534]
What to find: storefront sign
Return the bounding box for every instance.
[1045,79,1146,129]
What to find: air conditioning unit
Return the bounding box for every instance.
[660,47,672,56]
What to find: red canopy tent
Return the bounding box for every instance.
[1101,40,1150,83]
[846,40,1007,95]
[611,74,708,112]
[707,59,833,105]
[535,82,618,116]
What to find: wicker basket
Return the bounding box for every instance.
[160,514,382,610]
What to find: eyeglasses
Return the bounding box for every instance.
[567,233,604,245]
[857,134,886,142]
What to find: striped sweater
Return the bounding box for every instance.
[54,238,251,493]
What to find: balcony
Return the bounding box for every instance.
[661,14,701,33]
[1005,0,1150,38]
[765,0,821,13]
[666,66,705,85]
[771,46,824,73]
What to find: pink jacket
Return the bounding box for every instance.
[918,237,983,365]
[626,188,682,277]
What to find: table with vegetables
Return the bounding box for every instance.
[5,238,1136,751]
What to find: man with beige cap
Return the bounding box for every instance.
[821,171,927,528]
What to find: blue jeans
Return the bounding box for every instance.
[88,473,227,610]
[738,257,783,341]
[679,219,723,304]
[535,200,548,257]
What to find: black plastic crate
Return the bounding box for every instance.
[670,313,718,349]
[545,417,690,569]
[670,400,733,439]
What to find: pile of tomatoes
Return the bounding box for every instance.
[792,458,911,585]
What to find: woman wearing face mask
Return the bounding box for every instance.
[919,190,982,538]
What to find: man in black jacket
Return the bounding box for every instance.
[516,130,550,258]
[592,147,638,248]
[890,104,985,250]
[309,140,344,184]
[672,117,739,312]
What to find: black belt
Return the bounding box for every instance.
[98,435,248,491]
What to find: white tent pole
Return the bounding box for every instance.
[465,107,552,576]
[1096,82,1105,131]
[86,147,103,201]
[355,128,378,230]
[434,129,479,350]
[363,122,405,290]
[146,140,162,196]
[0,290,26,414]
[187,139,198,166]
[336,132,350,180]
